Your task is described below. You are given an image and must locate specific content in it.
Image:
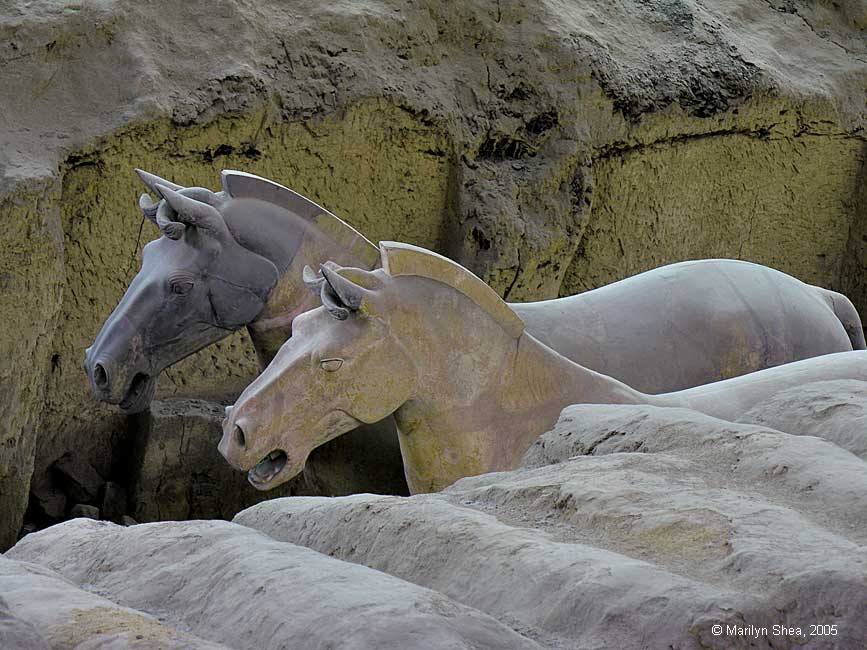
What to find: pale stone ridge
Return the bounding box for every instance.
[233,400,867,649]
[735,379,867,459]
[8,519,543,650]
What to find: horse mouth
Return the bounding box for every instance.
[248,450,288,489]
[119,372,153,413]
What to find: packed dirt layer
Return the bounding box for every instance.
[0,182,64,551]
[563,100,867,296]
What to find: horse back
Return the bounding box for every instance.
[512,259,855,393]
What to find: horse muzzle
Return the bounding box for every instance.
[83,347,155,413]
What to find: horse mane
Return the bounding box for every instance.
[379,241,525,339]
[220,170,380,270]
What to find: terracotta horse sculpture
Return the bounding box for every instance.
[220,242,867,494]
[85,169,379,412]
[86,170,863,492]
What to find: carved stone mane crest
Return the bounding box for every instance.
[379,241,525,339]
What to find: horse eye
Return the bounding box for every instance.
[320,358,344,372]
[170,280,194,295]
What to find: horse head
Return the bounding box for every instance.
[219,242,524,491]
[84,170,279,413]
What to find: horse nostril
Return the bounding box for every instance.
[93,363,109,389]
[233,424,246,449]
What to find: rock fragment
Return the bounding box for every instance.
[52,453,104,505]
[69,504,100,520]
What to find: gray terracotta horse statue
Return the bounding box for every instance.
[85,169,379,412]
[220,242,867,494]
[86,170,863,493]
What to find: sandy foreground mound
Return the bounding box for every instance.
[0,554,228,650]
[6,381,867,649]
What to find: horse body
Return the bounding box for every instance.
[514,259,862,393]
[220,243,867,494]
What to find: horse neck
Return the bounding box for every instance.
[394,323,651,493]
[244,267,318,368]
[224,207,379,367]
[220,211,301,366]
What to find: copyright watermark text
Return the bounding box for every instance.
[711,624,838,639]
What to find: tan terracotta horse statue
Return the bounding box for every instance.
[220,242,867,493]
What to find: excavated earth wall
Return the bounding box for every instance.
[0,0,864,547]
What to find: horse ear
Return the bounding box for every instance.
[321,265,366,310]
[303,265,326,296]
[139,193,159,225]
[154,200,186,240]
[135,169,183,196]
[141,192,183,239]
[157,185,232,241]
[319,264,380,320]
[136,170,228,239]
[303,264,380,320]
